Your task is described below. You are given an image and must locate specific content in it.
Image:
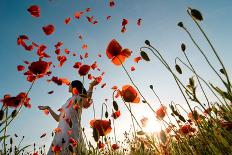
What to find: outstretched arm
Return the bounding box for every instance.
[38,106,60,122]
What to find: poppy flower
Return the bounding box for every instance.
[107,16,111,20]
[57,55,67,67]
[137,18,142,26]
[48,76,70,86]
[85,8,91,12]
[74,11,84,19]
[111,144,119,150]
[52,145,62,153]
[84,52,88,58]
[78,35,83,40]
[54,127,61,134]
[156,104,167,120]
[109,0,115,7]
[73,62,82,69]
[54,41,63,49]
[106,39,131,65]
[90,119,112,136]
[130,66,135,71]
[1,92,31,108]
[42,24,55,35]
[64,17,71,24]
[180,125,192,134]
[78,65,91,76]
[98,141,105,149]
[64,48,70,54]
[112,110,120,119]
[91,61,98,70]
[122,19,128,26]
[134,56,142,63]
[27,5,40,17]
[82,44,88,50]
[17,65,25,71]
[28,60,51,76]
[69,137,77,147]
[43,109,49,115]
[121,85,140,103]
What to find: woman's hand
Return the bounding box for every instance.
[38,105,50,110]
[89,79,98,88]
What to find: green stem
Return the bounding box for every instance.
[3,107,8,154]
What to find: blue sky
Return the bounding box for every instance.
[0,0,232,152]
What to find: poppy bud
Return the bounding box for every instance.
[10,137,13,145]
[149,85,153,90]
[105,111,109,118]
[181,43,186,52]
[178,115,186,122]
[189,8,203,21]
[11,110,17,118]
[140,51,150,61]
[175,65,182,74]
[93,127,100,142]
[68,145,74,153]
[0,110,4,121]
[145,40,150,46]
[220,68,225,75]
[113,101,118,111]
[189,77,194,87]
[177,22,184,28]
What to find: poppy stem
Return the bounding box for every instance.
[3,107,8,154]
[129,103,136,138]
[116,57,156,114]
[112,110,117,143]
[187,9,231,93]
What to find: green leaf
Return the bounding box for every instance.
[140,51,150,61]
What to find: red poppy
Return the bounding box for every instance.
[90,119,112,136]
[122,19,128,26]
[111,144,119,150]
[73,62,82,69]
[107,16,111,20]
[134,56,142,63]
[74,11,84,19]
[52,145,62,153]
[86,8,91,12]
[27,5,40,17]
[98,141,105,149]
[106,39,131,65]
[55,41,63,49]
[48,76,70,86]
[54,127,61,134]
[156,104,167,120]
[1,92,31,108]
[109,0,115,7]
[84,52,88,58]
[37,44,50,58]
[88,74,92,80]
[130,66,135,71]
[121,85,140,103]
[69,137,78,147]
[180,125,191,134]
[64,48,70,54]
[121,26,126,33]
[28,60,51,76]
[43,109,49,115]
[57,55,67,67]
[78,65,91,76]
[32,152,39,155]
[112,110,120,119]
[137,18,142,26]
[82,44,88,50]
[42,24,55,35]
[17,65,25,71]
[64,17,71,24]
[91,61,98,70]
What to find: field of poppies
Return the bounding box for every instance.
[1,1,232,155]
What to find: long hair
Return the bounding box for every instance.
[71,80,87,95]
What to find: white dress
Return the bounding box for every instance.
[47,95,84,155]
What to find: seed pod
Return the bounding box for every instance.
[175,65,182,74]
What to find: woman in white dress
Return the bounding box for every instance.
[38,80,98,155]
